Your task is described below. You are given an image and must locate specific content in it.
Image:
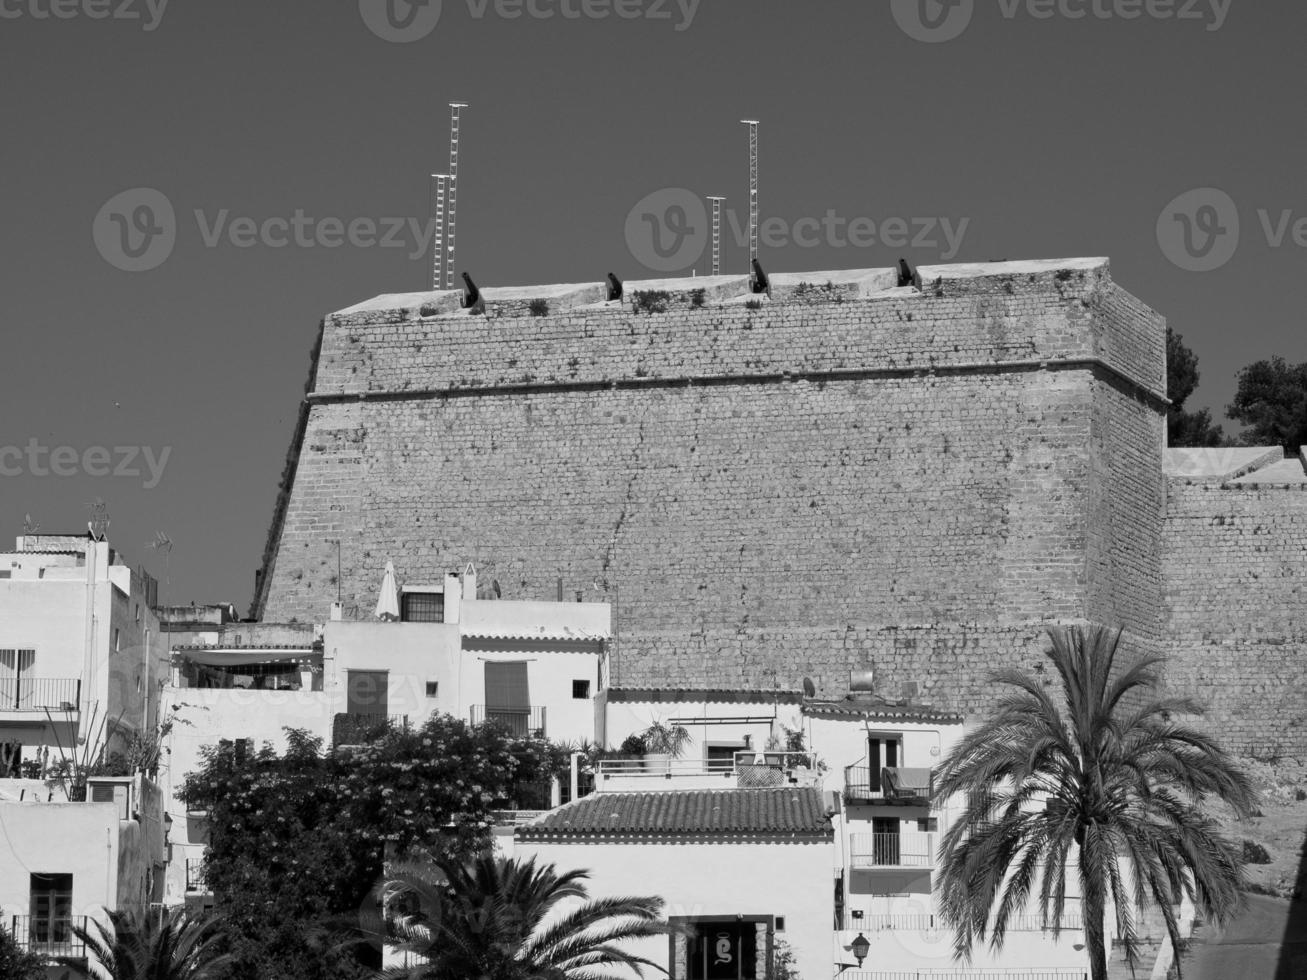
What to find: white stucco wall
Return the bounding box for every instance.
[512,837,834,980]
[0,801,120,919]
[326,620,460,724]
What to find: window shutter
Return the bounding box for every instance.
[484,662,529,708]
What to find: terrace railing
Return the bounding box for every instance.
[6,915,88,958]
[0,678,80,712]
[849,832,936,869]
[470,705,546,738]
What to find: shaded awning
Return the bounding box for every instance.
[175,649,318,668]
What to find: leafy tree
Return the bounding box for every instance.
[1227,355,1307,452]
[72,906,232,980]
[376,853,668,980]
[1166,328,1224,447]
[934,624,1257,980]
[178,716,571,980]
[0,926,47,980]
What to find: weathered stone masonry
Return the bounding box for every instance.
[252,259,1194,728]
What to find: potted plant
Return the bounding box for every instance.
[638,721,691,775]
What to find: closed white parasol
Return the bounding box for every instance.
[375,561,400,622]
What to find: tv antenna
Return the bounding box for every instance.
[87,499,110,542]
[741,120,759,273]
[707,196,725,276]
[430,173,450,290]
[149,531,173,603]
[445,102,468,289]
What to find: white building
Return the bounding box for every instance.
[159,564,610,907]
[505,680,1097,980]
[0,534,163,779]
[0,533,167,978]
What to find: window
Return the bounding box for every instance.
[426,681,439,698]
[114,628,121,652]
[706,743,746,772]
[30,873,73,944]
[401,591,444,623]
[572,679,591,699]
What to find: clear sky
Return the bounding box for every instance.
[1,0,1301,611]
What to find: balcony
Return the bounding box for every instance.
[837,910,1084,933]
[186,858,210,894]
[839,912,940,932]
[844,765,933,806]
[6,915,88,959]
[850,832,936,869]
[332,712,411,747]
[0,678,80,713]
[596,752,818,791]
[470,705,546,738]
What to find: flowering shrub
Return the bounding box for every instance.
[178,715,569,980]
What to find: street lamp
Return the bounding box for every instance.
[851,933,870,967]
[838,932,871,973]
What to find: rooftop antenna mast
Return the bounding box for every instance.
[707,196,725,276]
[445,102,468,290]
[430,174,449,290]
[741,120,759,274]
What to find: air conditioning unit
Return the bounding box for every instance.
[87,779,132,820]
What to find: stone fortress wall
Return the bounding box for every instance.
[252,258,1306,758]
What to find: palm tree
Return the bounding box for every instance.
[71,906,231,980]
[934,623,1257,980]
[374,852,669,980]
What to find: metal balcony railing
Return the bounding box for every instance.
[595,752,816,785]
[332,713,411,746]
[6,915,88,958]
[186,859,209,893]
[839,912,939,932]
[841,972,1087,980]
[845,765,933,805]
[837,912,1083,933]
[470,705,546,738]
[849,832,936,869]
[0,678,80,712]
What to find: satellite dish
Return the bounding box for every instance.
[802,677,816,698]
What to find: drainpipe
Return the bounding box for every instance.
[106,825,113,909]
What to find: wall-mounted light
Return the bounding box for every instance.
[851,933,870,967]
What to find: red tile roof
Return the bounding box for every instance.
[515,788,832,841]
